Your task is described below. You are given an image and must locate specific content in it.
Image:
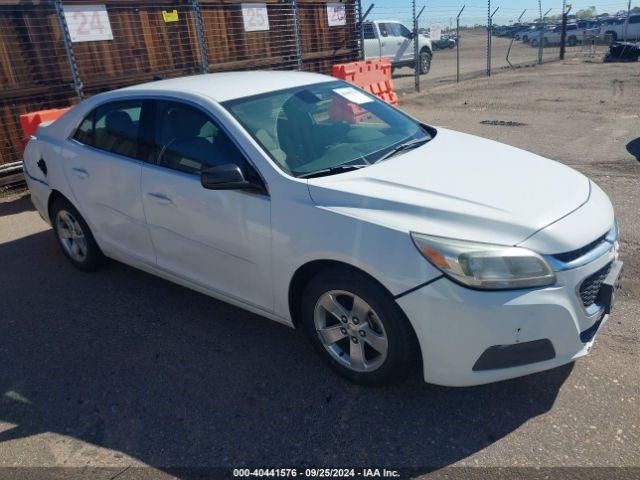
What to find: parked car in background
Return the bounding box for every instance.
[517,24,545,42]
[363,20,433,74]
[531,22,599,47]
[23,71,622,387]
[602,14,640,42]
[431,34,456,50]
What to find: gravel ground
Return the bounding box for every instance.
[0,59,638,479]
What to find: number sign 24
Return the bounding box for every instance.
[63,5,114,42]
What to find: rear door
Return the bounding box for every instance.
[63,99,156,263]
[140,99,272,310]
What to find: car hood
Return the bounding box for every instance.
[307,128,591,248]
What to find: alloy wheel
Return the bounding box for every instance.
[56,210,88,262]
[314,290,388,372]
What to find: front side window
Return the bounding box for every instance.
[152,101,249,176]
[223,81,431,178]
[385,23,402,37]
[398,24,413,38]
[629,15,640,24]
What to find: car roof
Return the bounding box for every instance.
[120,70,335,102]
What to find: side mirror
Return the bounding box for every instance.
[200,164,263,192]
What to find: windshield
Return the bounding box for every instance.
[223,81,431,177]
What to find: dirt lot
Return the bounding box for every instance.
[0,59,639,478]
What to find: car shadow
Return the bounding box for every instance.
[0,192,35,217]
[626,137,640,161]
[0,227,572,474]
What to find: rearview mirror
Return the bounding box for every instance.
[200,164,262,192]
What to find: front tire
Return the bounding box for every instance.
[51,197,104,271]
[301,268,419,386]
[418,49,432,75]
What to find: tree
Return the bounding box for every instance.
[575,6,597,19]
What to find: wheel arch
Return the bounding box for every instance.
[47,189,71,221]
[288,260,396,328]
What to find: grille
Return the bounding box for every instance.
[579,262,612,308]
[553,233,608,263]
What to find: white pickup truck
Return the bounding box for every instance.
[363,20,433,74]
[602,14,640,42]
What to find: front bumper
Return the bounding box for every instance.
[397,244,619,387]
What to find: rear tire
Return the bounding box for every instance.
[418,49,432,75]
[568,36,577,47]
[530,38,538,47]
[50,197,104,272]
[301,267,420,386]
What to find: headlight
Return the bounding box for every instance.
[411,232,556,290]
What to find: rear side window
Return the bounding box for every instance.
[73,113,94,145]
[73,100,149,161]
[630,16,640,24]
[363,23,375,39]
[93,101,144,159]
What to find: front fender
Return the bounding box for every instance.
[270,192,441,322]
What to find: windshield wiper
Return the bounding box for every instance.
[376,137,430,163]
[297,164,369,179]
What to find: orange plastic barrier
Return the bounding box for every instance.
[331,59,398,106]
[19,108,71,146]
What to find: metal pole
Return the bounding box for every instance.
[624,0,632,41]
[413,0,419,92]
[291,0,304,68]
[486,0,490,76]
[537,0,543,65]
[191,0,210,73]
[456,6,465,83]
[357,0,364,60]
[518,9,527,22]
[53,0,84,99]
[357,2,374,61]
[560,1,567,60]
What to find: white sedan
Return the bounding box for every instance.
[23,71,622,386]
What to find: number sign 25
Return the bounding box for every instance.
[242,3,270,32]
[327,3,346,27]
[63,5,114,42]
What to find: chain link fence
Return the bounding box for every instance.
[359,1,634,93]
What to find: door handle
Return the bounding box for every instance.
[146,192,173,205]
[71,167,89,179]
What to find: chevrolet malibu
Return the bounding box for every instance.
[23,71,622,386]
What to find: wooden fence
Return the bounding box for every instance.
[0,0,361,171]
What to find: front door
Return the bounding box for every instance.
[140,100,272,310]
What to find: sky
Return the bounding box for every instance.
[361,0,634,27]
